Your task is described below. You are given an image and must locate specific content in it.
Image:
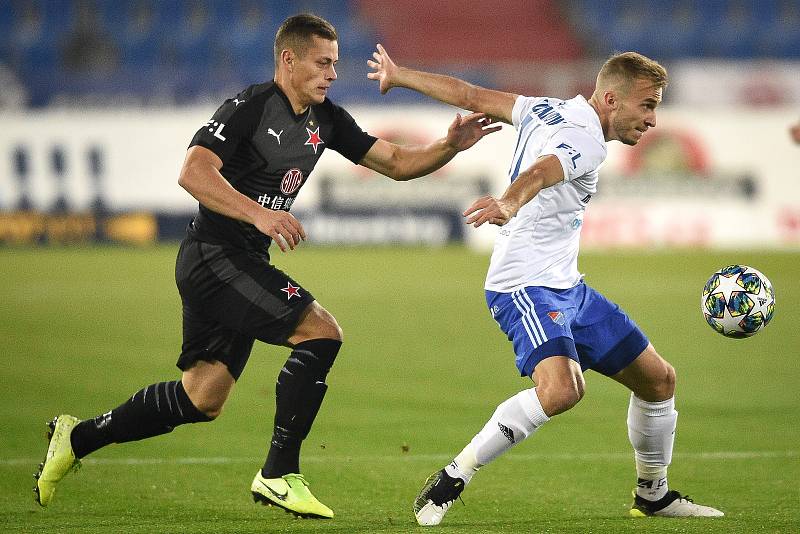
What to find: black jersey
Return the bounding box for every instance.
[187,81,377,253]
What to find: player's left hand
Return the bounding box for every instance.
[463,195,517,227]
[367,44,398,94]
[445,112,502,151]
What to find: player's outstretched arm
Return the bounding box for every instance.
[178,146,305,251]
[463,155,564,227]
[367,44,518,124]
[359,112,501,181]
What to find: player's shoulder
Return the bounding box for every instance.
[227,81,276,109]
[311,96,356,127]
[551,96,605,146]
[205,82,274,122]
[514,95,574,129]
[313,96,347,116]
[517,95,594,124]
[515,94,562,111]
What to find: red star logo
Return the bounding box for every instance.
[280,282,301,300]
[304,127,324,154]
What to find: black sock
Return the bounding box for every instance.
[70,380,212,458]
[261,338,341,477]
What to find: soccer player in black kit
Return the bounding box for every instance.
[34,14,499,518]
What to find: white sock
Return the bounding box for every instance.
[444,449,478,483]
[627,394,677,501]
[445,388,549,483]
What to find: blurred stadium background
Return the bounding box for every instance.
[0,0,799,248]
[2,2,799,532]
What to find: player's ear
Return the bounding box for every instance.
[604,90,618,109]
[281,49,294,71]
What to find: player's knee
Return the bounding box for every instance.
[324,316,343,341]
[656,361,676,399]
[637,360,675,401]
[291,303,343,343]
[191,398,224,420]
[183,386,227,420]
[560,378,585,412]
[306,317,342,342]
[538,375,585,416]
[181,362,234,420]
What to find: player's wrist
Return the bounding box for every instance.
[442,137,461,153]
[498,196,520,215]
[243,199,268,225]
[393,66,414,90]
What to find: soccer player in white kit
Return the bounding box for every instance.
[368,46,724,524]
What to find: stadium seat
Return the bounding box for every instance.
[756,0,800,58]
[7,0,70,71]
[356,0,583,64]
[4,0,797,107]
[224,2,276,78]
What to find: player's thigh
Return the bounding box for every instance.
[572,285,649,376]
[486,286,581,378]
[177,238,316,346]
[609,344,676,402]
[177,297,256,382]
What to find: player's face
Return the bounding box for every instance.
[610,77,662,145]
[292,35,338,107]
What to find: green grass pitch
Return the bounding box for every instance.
[1,245,798,533]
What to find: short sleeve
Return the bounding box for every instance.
[325,102,378,164]
[189,97,261,163]
[512,95,545,129]
[540,127,606,183]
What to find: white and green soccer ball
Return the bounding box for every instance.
[701,265,775,338]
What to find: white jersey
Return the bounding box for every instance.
[484,95,607,292]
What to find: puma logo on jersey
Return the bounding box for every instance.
[268,128,284,144]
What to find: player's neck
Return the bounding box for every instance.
[273,77,310,116]
[588,94,611,142]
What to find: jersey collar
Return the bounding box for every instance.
[272,81,313,123]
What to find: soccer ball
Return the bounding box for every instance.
[701,265,775,338]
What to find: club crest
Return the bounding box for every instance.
[548,311,565,325]
[280,168,303,195]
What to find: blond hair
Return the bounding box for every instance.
[597,52,668,94]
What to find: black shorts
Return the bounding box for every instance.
[174,236,315,380]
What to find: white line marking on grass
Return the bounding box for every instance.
[3,450,797,466]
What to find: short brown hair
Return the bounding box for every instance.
[274,14,338,66]
[597,52,668,94]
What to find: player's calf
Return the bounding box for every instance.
[262,339,341,477]
[70,380,213,459]
[35,381,214,506]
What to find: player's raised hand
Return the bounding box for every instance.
[446,112,502,151]
[463,195,517,227]
[367,44,399,94]
[253,209,306,252]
